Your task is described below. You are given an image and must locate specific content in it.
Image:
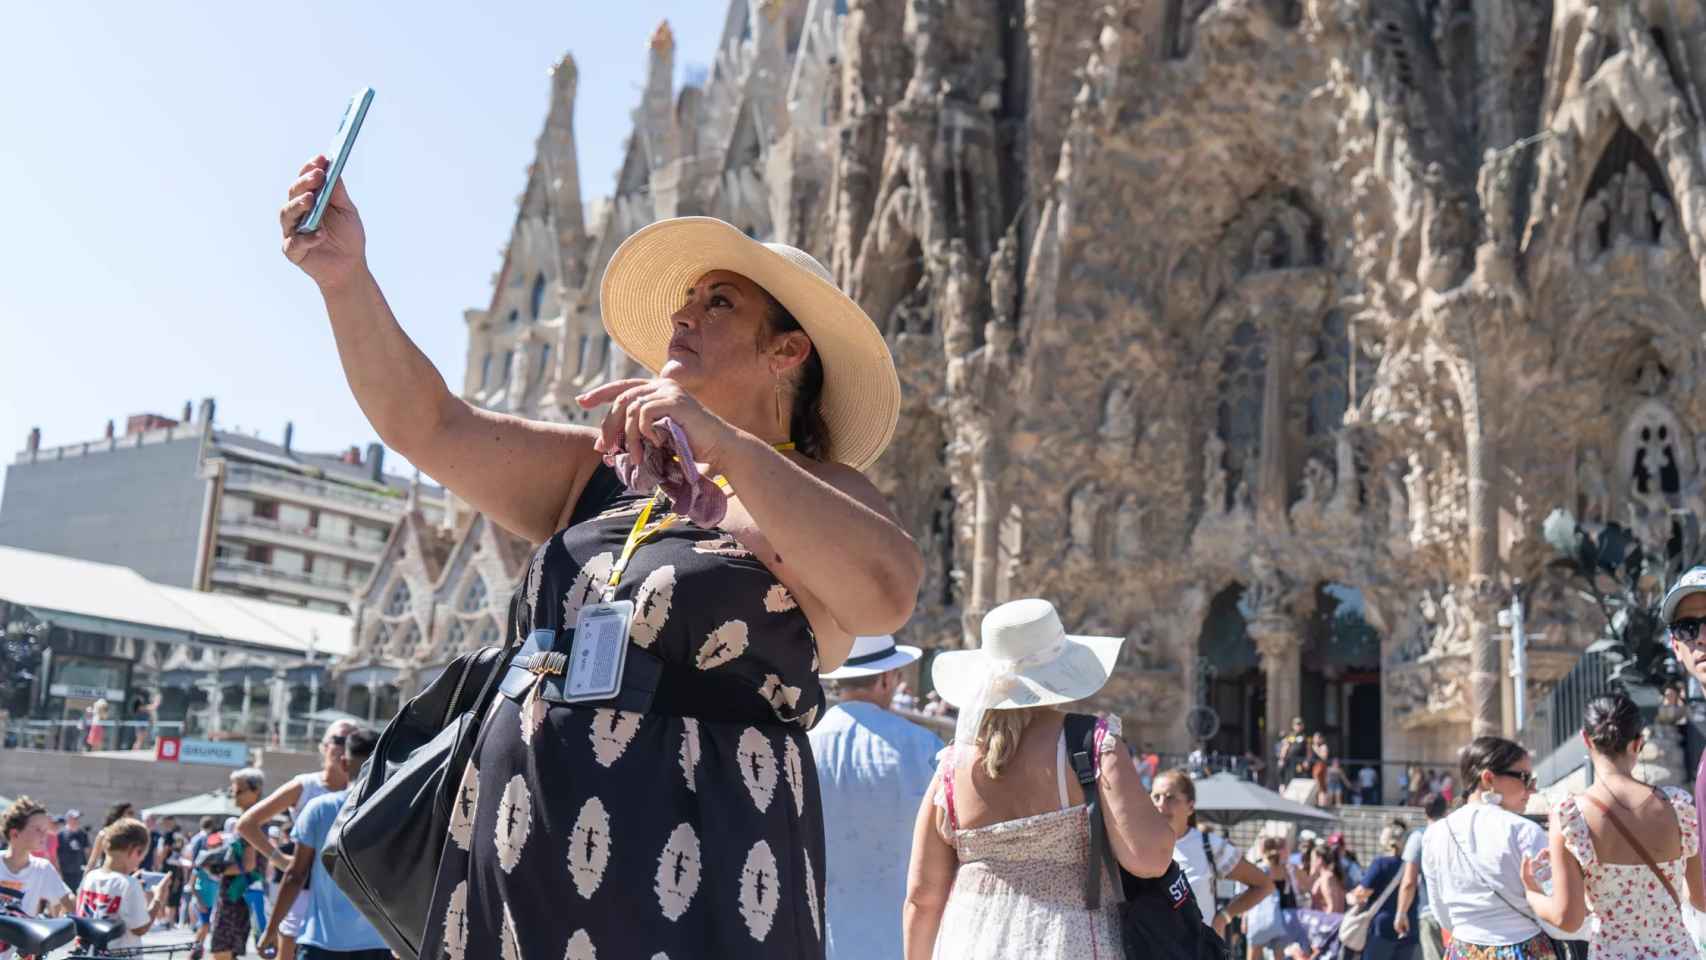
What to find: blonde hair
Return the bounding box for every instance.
[1379,822,1407,855]
[979,707,1043,780]
[933,707,1045,839]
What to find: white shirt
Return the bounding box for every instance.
[808,701,941,960]
[75,868,151,949]
[1422,802,1578,945]
[1173,827,1242,923]
[0,853,71,960]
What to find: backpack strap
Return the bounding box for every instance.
[1065,713,1123,912]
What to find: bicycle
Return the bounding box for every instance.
[0,913,198,959]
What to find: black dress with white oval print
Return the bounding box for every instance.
[422,465,827,960]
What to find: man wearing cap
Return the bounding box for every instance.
[809,634,940,960]
[1660,564,1706,880]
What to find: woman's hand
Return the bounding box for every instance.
[1519,853,1545,894]
[279,155,368,292]
[577,378,738,470]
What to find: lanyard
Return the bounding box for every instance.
[601,440,795,600]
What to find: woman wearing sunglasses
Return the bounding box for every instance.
[1419,736,1578,960]
[1520,691,1704,959]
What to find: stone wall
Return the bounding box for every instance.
[0,748,321,819]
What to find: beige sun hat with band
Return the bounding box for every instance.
[599,217,901,472]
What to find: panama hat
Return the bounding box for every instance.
[599,217,901,471]
[931,599,1124,711]
[821,634,922,680]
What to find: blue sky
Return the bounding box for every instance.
[0,2,727,495]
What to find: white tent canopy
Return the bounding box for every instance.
[142,791,244,821]
[1190,773,1341,827]
[0,545,350,658]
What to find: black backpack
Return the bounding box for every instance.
[1064,713,1229,960]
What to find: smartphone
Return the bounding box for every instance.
[297,87,375,234]
[138,870,167,891]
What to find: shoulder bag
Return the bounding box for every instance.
[1064,713,1230,960]
[321,595,521,960]
[1338,861,1402,951]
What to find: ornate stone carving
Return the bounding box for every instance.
[1577,448,1611,524]
[1113,496,1144,561]
[1068,482,1101,558]
[1204,432,1228,514]
[1099,379,1139,448]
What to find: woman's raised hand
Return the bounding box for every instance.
[279,155,367,290]
[577,378,737,470]
[1518,852,1545,894]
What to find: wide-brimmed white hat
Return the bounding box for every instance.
[599,217,901,471]
[821,634,922,680]
[931,599,1124,711]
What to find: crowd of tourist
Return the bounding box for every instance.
[0,720,384,960]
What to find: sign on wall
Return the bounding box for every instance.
[48,683,126,702]
[164,738,249,767]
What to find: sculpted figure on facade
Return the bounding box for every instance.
[1204,432,1229,514]
[1068,482,1101,559]
[1113,496,1143,562]
[1577,447,1611,524]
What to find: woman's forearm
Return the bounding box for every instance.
[902,898,946,960]
[718,430,923,634]
[319,267,459,454]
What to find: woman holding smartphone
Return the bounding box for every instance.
[280,156,921,958]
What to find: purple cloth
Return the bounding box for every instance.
[602,416,728,527]
[1696,749,1706,877]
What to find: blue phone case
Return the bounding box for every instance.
[298,87,374,234]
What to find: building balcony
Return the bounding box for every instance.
[210,557,360,606]
[222,464,404,523]
[219,513,386,563]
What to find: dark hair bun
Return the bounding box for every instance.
[1583,692,1642,755]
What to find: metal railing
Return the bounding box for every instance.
[212,557,362,591]
[224,463,403,515]
[1156,753,1457,805]
[221,513,386,555]
[3,719,187,751]
[1522,649,1614,784]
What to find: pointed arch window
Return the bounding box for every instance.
[530,274,546,320]
[459,576,488,613]
[383,581,411,616]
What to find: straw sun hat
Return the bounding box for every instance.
[931,599,1125,711]
[599,217,901,471]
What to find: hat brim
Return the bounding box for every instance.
[931,635,1124,710]
[599,217,900,471]
[1663,582,1706,623]
[820,644,923,680]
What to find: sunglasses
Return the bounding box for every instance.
[1495,769,1537,790]
[1669,617,1706,645]
[324,735,348,749]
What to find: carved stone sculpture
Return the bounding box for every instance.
[1204,432,1229,514]
[1113,496,1143,561]
[1577,448,1611,523]
[1069,483,1101,558]
[1100,379,1139,446]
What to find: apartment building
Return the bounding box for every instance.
[0,398,443,614]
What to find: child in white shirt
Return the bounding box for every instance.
[76,819,165,950]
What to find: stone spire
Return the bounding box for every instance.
[541,53,589,290]
[642,20,680,169]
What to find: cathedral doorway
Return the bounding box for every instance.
[1198,583,1266,762]
[1299,582,1382,770]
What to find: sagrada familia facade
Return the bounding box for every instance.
[335,0,1706,780]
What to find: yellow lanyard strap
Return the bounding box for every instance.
[602,440,796,598]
